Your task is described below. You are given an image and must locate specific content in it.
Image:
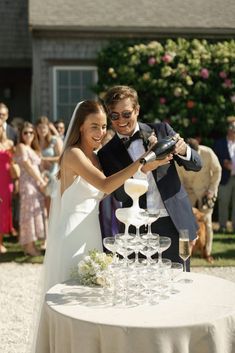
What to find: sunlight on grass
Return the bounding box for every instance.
[191,233,235,267]
[0,238,44,264]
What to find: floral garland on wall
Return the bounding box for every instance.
[94,38,235,145]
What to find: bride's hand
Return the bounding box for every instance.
[141,153,173,173]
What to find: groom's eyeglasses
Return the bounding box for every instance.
[109,110,134,121]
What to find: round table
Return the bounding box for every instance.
[35,272,235,353]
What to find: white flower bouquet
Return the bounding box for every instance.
[72,249,113,286]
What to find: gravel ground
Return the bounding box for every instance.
[1,263,235,353]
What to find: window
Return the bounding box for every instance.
[53,66,97,124]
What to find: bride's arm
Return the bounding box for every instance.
[63,147,146,195]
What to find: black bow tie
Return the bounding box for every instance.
[121,131,142,148]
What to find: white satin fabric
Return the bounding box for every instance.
[43,176,104,292]
[29,177,103,353]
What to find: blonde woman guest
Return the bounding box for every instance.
[15,122,47,256]
[35,116,63,217]
[36,116,63,177]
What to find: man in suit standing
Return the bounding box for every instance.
[98,86,202,269]
[214,121,235,234]
[0,103,18,145]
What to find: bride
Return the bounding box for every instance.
[32,100,172,353]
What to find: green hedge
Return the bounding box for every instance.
[94,38,235,145]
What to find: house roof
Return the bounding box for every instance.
[29,0,235,35]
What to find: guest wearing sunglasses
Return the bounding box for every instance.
[15,122,48,256]
[98,85,202,269]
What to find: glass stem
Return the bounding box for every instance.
[124,223,129,236]
[132,197,139,210]
[114,252,119,264]
[135,227,141,264]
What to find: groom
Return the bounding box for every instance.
[98,86,202,269]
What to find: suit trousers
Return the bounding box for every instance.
[218,175,235,230]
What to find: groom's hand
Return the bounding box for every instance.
[174,136,187,156]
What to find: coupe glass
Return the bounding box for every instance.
[143,209,165,236]
[158,236,171,265]
[132,210,148,264]
[170,262,183,294]
[115,233,134,266]
[124,178,148,211]
[115,208,133,236]
[142,263,160,305]
[103,237,118,263]
[155,258,172,300]
[179,229,193,283]
[139,233,159,266]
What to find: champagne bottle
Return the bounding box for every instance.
[140,135,179,164]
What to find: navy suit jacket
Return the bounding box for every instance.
[213,138,231,185]
[98,122,202,241]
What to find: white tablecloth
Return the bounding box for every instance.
[35,272,235,353]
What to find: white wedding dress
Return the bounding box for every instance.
[43,175,104,293]
[30,176,104,353]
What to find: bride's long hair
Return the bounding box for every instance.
[57,100,106,178]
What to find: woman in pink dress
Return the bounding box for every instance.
[0,120,14,253]
[15,122,48,256]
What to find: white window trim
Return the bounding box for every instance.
[52,66,98,121]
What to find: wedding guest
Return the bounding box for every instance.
[35,116,63,217]
[177,138,222,263]
[10,117,24,234]
[98,85,202,269]
[54,119,66,141]
[0,119,14,253]
[11,116,24,141]
[15,122,47,256]
[36,116,63,176]
[214,121,235,233]
[0,102,18,145]
[0,105,20,236]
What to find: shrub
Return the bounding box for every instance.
[94,38,235,145]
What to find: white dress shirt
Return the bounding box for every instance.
[117,125,168,215]
[117,124,191,216]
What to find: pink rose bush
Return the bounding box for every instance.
[95,38,235,143]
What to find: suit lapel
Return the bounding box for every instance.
[111,134,133,167]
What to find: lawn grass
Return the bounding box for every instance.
[0,237,44,264]
[1,233,235,266]
[191,233,235,267]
